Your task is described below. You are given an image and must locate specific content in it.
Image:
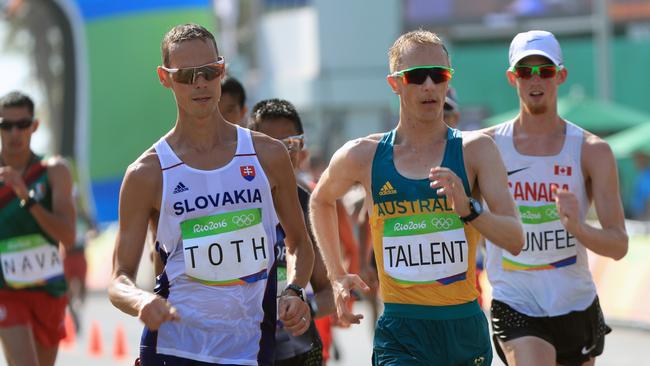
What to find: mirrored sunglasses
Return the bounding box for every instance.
[161,57,225,84]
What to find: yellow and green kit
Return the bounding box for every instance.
[370,128,491,366]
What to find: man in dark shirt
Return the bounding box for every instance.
[249,98,335,365]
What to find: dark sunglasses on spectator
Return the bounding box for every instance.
[161,57,225,84]
[0,118,34,131]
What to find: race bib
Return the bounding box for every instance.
[275,244,287,297]
[503,204,577,271]
[0,234,64,289]
[180,208,269,286]
[275,244,287,322]
[382,213,468,286]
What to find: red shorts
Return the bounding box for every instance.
[0,290,67,347]
[64,251,87,281]
[314,298,356,362]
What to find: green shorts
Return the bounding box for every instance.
[372,301,492,366]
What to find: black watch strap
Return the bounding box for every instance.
[283,283,306,302]
[19,196,37,210]
[459,197,482,224]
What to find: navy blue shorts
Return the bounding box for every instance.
[139,327,240,366]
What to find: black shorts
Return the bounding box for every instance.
[275,342,323,366]
[490,297,611,366]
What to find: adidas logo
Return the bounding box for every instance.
[173,182,189,194]
[379,181,397,196]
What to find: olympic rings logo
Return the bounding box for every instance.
[520,211,541,220]
[430,217,454,230]
[232,214,255,227]
[545,208,559,219]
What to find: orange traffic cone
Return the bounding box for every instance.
[113,323,129,360]
[88,320,103,357]
[60,311,76,349]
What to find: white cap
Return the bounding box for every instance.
[509,30,563,68]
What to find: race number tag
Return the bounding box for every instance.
[275,242,287,322]
[382,213,468,286]
[503,204,577,271]
[0,234,64,289]
[275,244,287,297]
[180,208,269,286]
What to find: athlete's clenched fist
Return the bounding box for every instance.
[429,166,470,217]
[138,294,180,330]
[554,188,581,235]
[279,294,311,336]
[0,166,28,199]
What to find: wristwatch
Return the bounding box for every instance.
[459,197,483,224]
[19,190,38,210]
[282,283,306,302]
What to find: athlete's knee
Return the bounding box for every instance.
[35,344,58,366]
[502,337,556,366]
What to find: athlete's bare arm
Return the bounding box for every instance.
[109,150,180,330]
[309,245,335,317]
[33,157,76,247]
[254,133,314,289]
[310,137,376,325]
[286,223,335,318]
[555,134,628,260]
[289,183,336,317]
[254,132,314,336]
[301,203,335,318]
[294,185,335,318]
[464,132,524,255]
[0,157,76,247]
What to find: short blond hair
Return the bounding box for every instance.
[388,29,450,73]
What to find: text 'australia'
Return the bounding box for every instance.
[376,198,452,217]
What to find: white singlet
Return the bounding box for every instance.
[486,120,597,317]
[153,126,279,364]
